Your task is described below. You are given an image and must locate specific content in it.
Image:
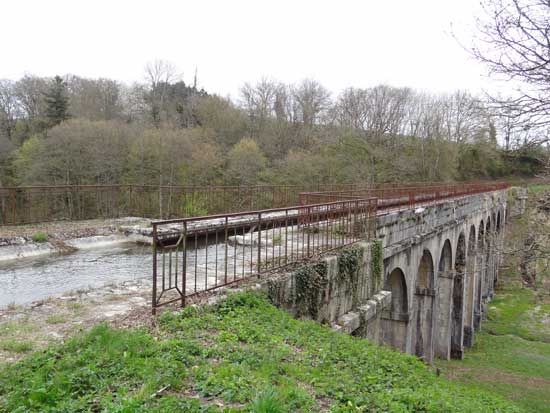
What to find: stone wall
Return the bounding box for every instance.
[265,242,391,341]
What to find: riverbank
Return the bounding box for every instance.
[0,278,151,364]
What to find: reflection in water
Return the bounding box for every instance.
[0,243,152,307]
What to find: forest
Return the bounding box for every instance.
[0,60,546,189]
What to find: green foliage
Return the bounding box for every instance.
[44,76,70,127]
[337,246,364,307]
[226,138,267,185]
[0,339,33,354]
[294,262,328,319]
[31,231,48,243]
[181,194,209,217]
[0,292,520,413]
[370,240,383,288]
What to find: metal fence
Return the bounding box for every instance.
[1,181,518,226]
[151,198,378,312]
[151,181,510,313]
[0,183,368,225]
[299,182,511,213]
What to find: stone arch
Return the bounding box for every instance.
[435,239,453,359]
[474,219,485,330]
[451,232,466,359]
[464,226,476,347]
[382,267,409,352]
[412,249,435,361]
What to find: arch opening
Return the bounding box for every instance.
[412,250,435,361]
[474,220,485,330]
[435,240,453,359]
[382,267,409,352]
[464,226,476,347]
[451,233,466,359]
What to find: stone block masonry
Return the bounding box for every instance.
[264,188,523,363]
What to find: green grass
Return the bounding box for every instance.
[45,314,68,325]
[528,184,550,194]
[0,292,518,413]
[0,339,33,354]
[31,231,48,243]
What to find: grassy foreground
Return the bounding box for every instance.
[0,293,518,413]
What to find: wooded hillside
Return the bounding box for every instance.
[0,62,545,188]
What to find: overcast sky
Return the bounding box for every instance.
[2,0,495,99]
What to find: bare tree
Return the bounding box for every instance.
[240,78,278,137]
[14,75,48,120]
[292,79,331,128]
[144,59,179,126]
[0,80,19,141]
[66,76,122,121]
[471,0,550,135]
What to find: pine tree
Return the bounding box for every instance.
[44,75,69,126]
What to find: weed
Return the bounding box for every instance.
[31,231,48,243]
[45,314,67,325]
[0,339,33,353]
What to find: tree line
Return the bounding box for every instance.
[0,60,546,189]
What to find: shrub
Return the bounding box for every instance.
[31,232,48,243]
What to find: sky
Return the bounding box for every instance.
[1,0,496,99]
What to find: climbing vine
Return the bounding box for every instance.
[370,240,383,290]
[294,262,327,319]
[266,278,282,305]
[338,245,364,308]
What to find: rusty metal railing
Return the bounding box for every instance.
[1,181,519,226]
[0,183,369,225]
[151,198,378,313]
[299,182,510,213]
[150,181,511,313]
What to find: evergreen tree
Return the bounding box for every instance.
[44,76,69,126]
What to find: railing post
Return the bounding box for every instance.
[11,189,16,224]
[182,221,187,308]
[224,216,229,284]
[152,224,158,315]
[307,206,311,257]
[257,212,262,277]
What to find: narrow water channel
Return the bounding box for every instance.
[0,243,152,307]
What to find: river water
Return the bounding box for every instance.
[0,243,152,307]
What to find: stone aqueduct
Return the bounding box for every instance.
[379,190,507,361]
[270,189,511,362]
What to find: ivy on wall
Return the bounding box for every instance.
[337,245,364,308]
[294,262,328,319]
[370,240,383,290]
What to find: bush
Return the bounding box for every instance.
[31,232,48,243]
